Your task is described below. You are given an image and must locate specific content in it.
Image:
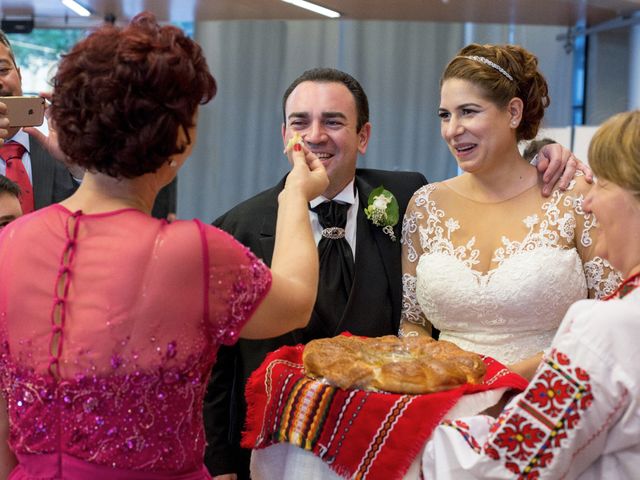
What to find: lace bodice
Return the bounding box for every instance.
[0,206,271,473]
[400,175,620,365]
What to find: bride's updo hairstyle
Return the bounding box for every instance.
[441,43,550,141]
[50,12,217,178]
[589,110,640,197]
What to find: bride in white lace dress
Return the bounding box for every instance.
[400,44,620,379]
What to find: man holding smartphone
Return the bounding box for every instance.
[0,30,77,213]
[0,29,177,217]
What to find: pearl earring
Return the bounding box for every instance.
[168,159,177,168]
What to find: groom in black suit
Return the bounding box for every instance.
[203,68,427,479]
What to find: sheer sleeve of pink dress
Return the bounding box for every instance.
[0,205,271,479]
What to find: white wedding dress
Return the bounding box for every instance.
[400,175,620,365]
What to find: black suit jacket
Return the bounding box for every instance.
[28,137,177,218]
[30,138,77,209]
[204,168,427,477]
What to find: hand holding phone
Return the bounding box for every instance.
[0,96,45,127]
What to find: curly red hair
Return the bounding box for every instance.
[51,12,217,178]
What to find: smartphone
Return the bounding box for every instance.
[0,96,45,127]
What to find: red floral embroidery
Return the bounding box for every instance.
[549,428,567,448]
[527,370,574,416]
[537,449,554,467]
[505,461,520,474]
[489,418,503,435]
[446,419,482,452]
[504,461,542,479]
[490,405,512,435]
[564,409,582,430]
[555,352,570,366]
[494,414,545,461]
[486,349,594,477]
[578,391,594,410]
[574,367,590,382]
[484,444,500,460]
[454,420,469,429]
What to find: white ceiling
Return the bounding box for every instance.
[0,0,639,28]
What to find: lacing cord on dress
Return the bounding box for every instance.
[48,210,82,380]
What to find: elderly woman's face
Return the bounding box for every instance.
[584,178,640,277]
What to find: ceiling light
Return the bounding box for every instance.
[61,0,92,17]
[281,0,341,19]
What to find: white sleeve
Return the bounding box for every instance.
[423,299,639,479]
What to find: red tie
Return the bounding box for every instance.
[1,141,34,213]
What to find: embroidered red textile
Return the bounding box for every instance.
[243,341,528,480]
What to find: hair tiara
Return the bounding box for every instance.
[461,55,513,81]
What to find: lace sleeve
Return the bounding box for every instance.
[399,188,432,337]
[199,221,272,345]
[583,257,622,298]
[566,176,622,298]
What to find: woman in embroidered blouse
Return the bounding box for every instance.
[423,109,640,479]
[0,13,327,480]
[400,44,619,379]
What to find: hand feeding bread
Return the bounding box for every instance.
[303,335,486,394]
[285,132,303,152]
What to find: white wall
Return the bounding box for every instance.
[573,125,600,165]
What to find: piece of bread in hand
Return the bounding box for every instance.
[285,132,303,152]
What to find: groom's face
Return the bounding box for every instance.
[282,81,370,199]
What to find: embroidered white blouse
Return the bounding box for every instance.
[422,276,640,479]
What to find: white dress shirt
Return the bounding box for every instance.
[308,179,359,258]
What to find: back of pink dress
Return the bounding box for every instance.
[0,205,271,479]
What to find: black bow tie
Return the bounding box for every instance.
[312,201,350,239]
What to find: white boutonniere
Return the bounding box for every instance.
[364,186,399,241]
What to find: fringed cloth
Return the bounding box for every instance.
[243,343,528,480]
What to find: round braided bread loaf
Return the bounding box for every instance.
[303,335,486,394]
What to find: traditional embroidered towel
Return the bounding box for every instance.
[243,342,528,480]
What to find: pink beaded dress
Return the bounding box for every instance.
[0,205,272,479]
